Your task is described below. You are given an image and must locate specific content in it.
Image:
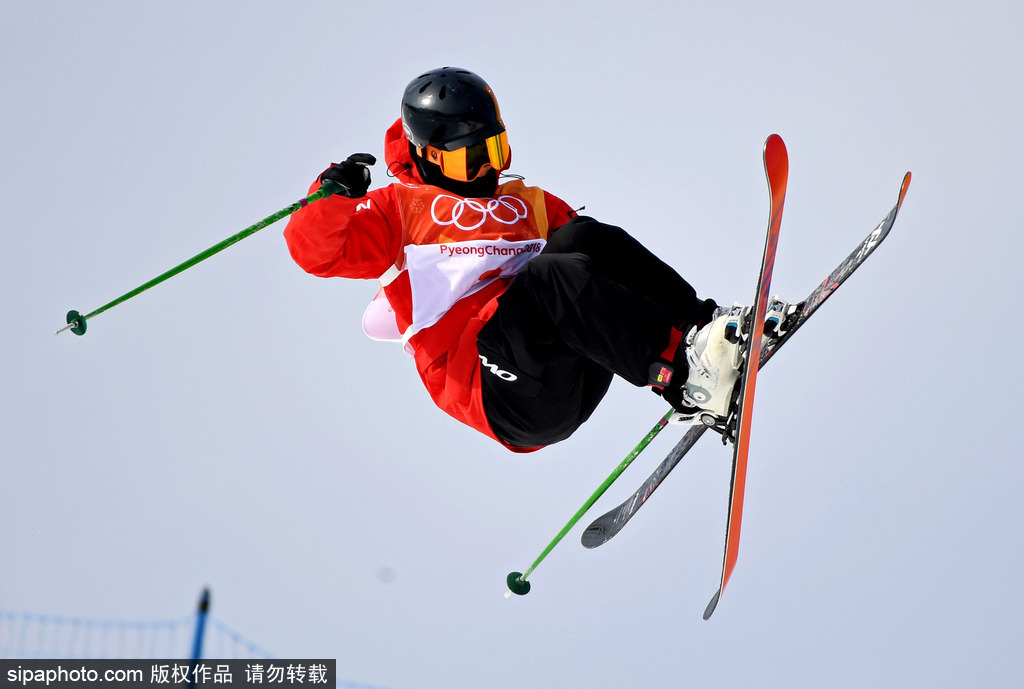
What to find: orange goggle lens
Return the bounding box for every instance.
[425,131,510,182]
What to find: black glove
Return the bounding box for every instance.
[319,153,377,198]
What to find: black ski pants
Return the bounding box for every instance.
[477,216,711,448]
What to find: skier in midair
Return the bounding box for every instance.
[284,67,752,452]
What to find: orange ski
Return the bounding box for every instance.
[704,134,788,620]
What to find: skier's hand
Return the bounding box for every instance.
[319,153,377,198]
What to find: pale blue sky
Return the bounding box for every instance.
[2,2,1022,688]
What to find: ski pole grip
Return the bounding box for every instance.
[318,179,346,198]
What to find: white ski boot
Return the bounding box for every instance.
[667,297,795,426]
[668,304,748,426]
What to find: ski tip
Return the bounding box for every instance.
[703,589,722,620]
[506,571,531,596]
[763,134,789,192]
[899,171,912,208]
[763,133,788,162]
[580,523,607,549]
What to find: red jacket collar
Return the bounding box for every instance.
[384,118,422,185]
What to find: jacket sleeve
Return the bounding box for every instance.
[283,180,403,280]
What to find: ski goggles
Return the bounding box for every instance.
[422,131,511,182]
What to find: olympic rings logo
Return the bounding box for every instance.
[430,194,529,231]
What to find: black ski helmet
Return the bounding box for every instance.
[401,67,506,152]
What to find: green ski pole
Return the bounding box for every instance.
[505,409,674,597]
[56,183,342,336]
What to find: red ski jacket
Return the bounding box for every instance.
[284,119,576,451]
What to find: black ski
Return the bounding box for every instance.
[581,171,911,550]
